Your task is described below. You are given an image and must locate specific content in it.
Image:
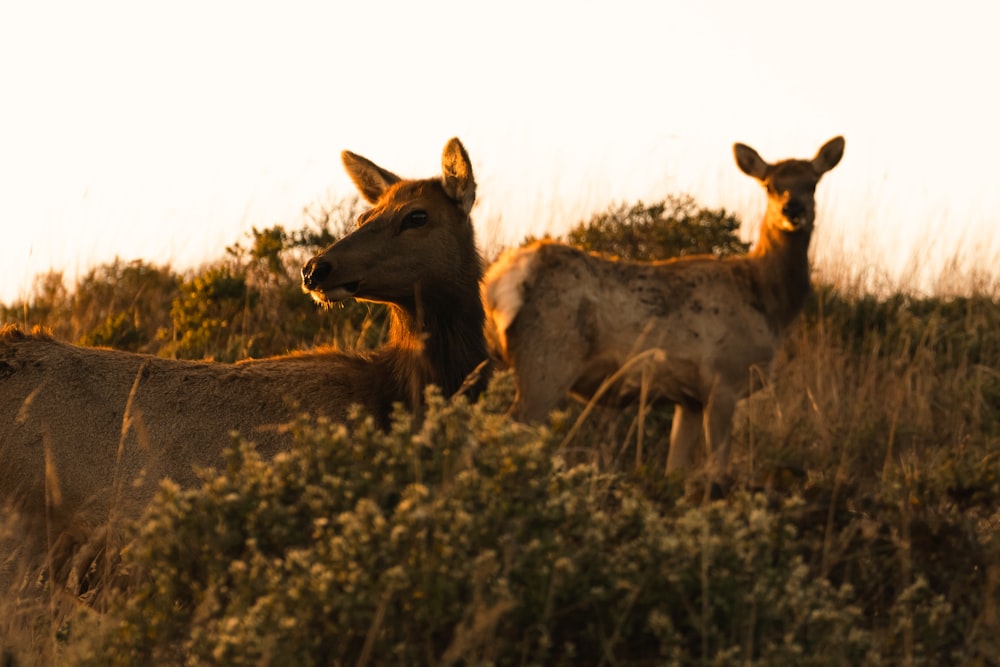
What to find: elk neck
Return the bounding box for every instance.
[745,213,814,334]
[383,258,490,409]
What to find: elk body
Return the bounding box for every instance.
[484,136,844,481]
[0,138,488,574]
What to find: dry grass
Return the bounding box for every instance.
[1,211,998,663]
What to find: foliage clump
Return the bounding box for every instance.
[71,383,884,666]
[563,194,749,261]
[0,197,384,359]
[58,377,999,666]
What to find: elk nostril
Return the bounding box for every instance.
[302,258,332,290]
[783,202,806,220]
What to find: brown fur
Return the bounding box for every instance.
[0,138,487,579]
[484,136,844,481]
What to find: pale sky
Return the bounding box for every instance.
[1,0,998,304]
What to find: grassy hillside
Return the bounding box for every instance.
[1,195,998,665]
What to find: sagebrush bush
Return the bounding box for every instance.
[69,381,893,666]
[563,195,749,261]
[0,198,382,360]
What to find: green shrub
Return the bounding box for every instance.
[0,196,378,362]
[564,194,749,261]
[67,379,993,666]
[161,263,254,361]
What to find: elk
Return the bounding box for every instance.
[483,136,844,483]
[0,137,488,581]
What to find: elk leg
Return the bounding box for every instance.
[666,403,703,475]
[703,384,737,479]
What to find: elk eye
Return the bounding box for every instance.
[401,210,428,231]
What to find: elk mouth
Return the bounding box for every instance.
[779,216,809,232]
[337,280,361,295]
[779,203,811,231]
[306,280,361,305]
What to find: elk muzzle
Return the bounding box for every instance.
[781,200,810,229]
[301,258,332,291]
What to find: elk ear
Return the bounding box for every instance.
[441,137,476,215]
[812,136,845,175]
[341,150,402,204]
[733,142,769,180]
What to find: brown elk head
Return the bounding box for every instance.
[734,136,844,233]
[301,138,480,315]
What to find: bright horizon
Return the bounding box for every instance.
[2,1,998,305]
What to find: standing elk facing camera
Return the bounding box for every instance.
[0,137,488,582]
[483,136,844,485]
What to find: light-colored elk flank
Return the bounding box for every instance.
[0,138,487,579]
[484,136,844,482]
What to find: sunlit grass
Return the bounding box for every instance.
[1,192,998,665]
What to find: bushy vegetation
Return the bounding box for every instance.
[66,388,878,666]
[563,194,750,260]
[0,197,383,361]
[2,194,999,666]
